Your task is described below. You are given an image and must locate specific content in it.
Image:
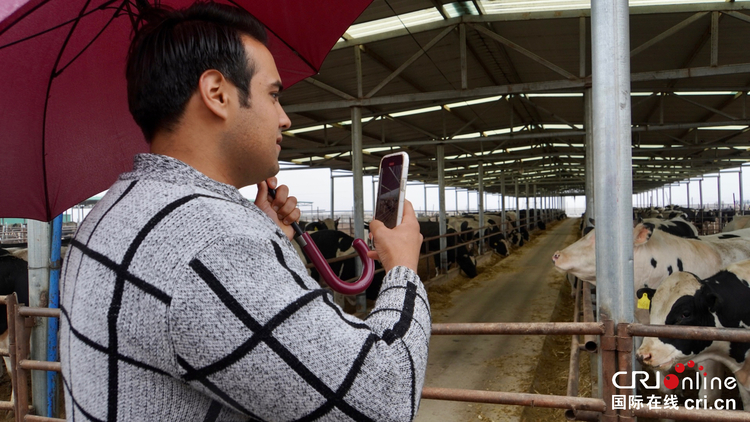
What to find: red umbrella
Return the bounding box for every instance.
[0,0,371,221]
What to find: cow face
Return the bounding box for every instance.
[552,228,596,281]
[637,272,714,369]
[494,239,510,256]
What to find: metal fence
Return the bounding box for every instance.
[5,213,750,420]
[423,279,750,422]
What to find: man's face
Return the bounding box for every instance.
[222,36,291,187]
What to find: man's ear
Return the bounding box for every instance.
[198,69,230,120]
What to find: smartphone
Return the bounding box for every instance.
[374,152,409,229]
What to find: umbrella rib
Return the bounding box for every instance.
[0,0,120,49]
[56,1,129,76]
[40,0,94,220]
[224,0,318,73]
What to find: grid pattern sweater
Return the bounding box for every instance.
[60,154,431,422]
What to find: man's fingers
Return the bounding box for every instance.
[281,207,301,225]
[403,199,415,216]
[368,217,385,234]
[270,184,290,211]
[265,177,278,191]
[255,181,269,205]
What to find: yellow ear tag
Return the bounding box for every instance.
[637,293,651,309]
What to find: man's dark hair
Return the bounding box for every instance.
[126,2,268,142]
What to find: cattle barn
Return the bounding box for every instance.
[6,0,750,420]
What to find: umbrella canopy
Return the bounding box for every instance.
[0,0,371,221]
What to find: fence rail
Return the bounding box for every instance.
[4,215,750,421]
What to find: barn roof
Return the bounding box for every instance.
[278,0,750,197]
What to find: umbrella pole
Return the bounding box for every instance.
[27,220,50,415]
[46,215,62,417]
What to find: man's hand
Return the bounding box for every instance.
[255,177,300,240]
[367,200,423,273]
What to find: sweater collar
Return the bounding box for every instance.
[122,153,250,206]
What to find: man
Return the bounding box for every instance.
[59,3,430,421]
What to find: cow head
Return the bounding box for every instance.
[636,272,714,369]
[552,228,596,282]
[494,239,510,256]
[456,249,478,278]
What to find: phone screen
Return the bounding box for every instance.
[374,154,404,229]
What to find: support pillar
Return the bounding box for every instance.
[27,220,50,416]
[592,0,635,412]
[437,145,448,272]
[501,175,507,236]
[584,88,595,228]
[478,161,485,254]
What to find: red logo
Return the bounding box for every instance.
[663,360,706,390]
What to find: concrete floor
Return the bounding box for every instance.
[414,218,579,422]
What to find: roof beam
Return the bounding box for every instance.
[365,25,455,98]
[471,24,578,81]
[631,12,708,58]
[334,3,750,50]
[285,62,750,113]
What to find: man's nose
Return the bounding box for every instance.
[279,106,291,130]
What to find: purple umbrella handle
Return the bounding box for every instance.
[267,188,374,294]
[296,233,374,295]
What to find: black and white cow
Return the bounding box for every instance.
[553,222,750,405]
[552,220,750,299]
[447,216,481,254]
[0,249,28,332]
[419,221,478,278]
[304,218,340,232]
[485,216,512,256]
[0,248,32,400]
[636,263,750,409]
[642,217,699,239]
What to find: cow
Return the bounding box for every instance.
[639,216,699,239]
[505,211,518,228]
[552,222,750,322]
[553,219,734,284]
[419,221,477,278]
[519,226,530,241]
[0,249,28,332]
[304,218,339,232]
[724,216,750,233]
[447,216,481,255]
[552,222,750,405]
[485,217,512,256]
[508,230,524,247]
[636,264,750,410]
[0,248,33,401]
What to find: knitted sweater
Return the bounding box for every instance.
[60,154,431,422]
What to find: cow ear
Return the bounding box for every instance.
[697,285,722,314]
[634,224,653,246]
[636,287,656,301]
[339,235,354,252]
